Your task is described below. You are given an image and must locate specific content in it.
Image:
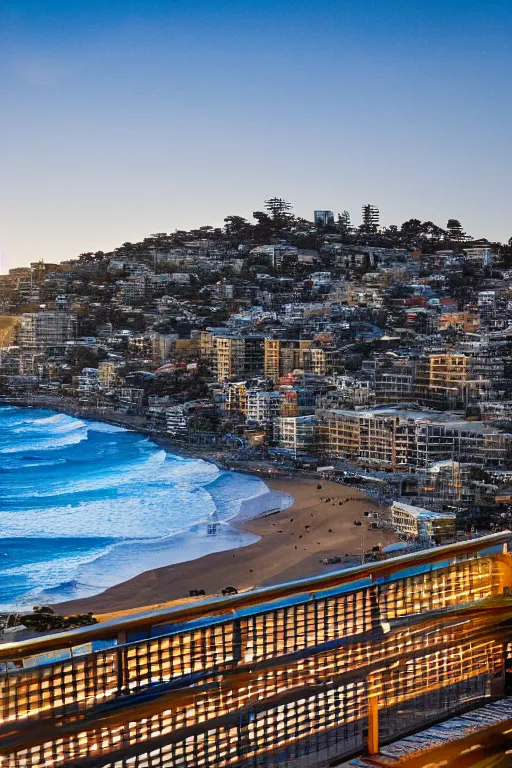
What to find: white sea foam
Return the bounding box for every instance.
[30,414,87,432]
[0,429,88,453]
[0,406,279,608]
[0,483,217,538]
[10,525,261,609]
[0,417,33,427]
[32,413,75,425]
[0,451,220,500]
[16,459,67,469]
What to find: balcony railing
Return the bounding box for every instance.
[0,533,512,767]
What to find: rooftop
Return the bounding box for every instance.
[391,500,456,520]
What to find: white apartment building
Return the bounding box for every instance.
[246,390,281,423]
[76,368,99,394]
[273,415,317,455]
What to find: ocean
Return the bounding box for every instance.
[0,406,286,610]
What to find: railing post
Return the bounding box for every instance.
[491,644,506,698]
[367,690,379,756]
[116,630,128,695]
[233,619,242,663]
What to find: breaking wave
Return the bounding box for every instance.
[0,406,271,609]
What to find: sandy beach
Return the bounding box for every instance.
[0,399,396,618]
[54,477,395,616]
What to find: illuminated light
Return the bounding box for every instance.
[460,744,482,754]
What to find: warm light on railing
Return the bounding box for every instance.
[0,534,512,767]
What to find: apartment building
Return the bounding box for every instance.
[200,329,217,370]
[279,387,318,417]
[17,312,77,348]
[375,369,414,403]
[98,361,118,388]
[321,408,510,471]
[0,346,21,375]
[416,460,475,510]
[244,336,266,376]
[264,339,313,380]
[200,332,264,381]
[116,277,147,305]
[428,354,467,392]
[370,351,500,408]
[416,418,509,468]
[75,367,99,394]
[301,346,327,375]
[478,290,496,321]
[324,409,409,471]
[174,338,200,360]
[246,389,281,423]
[439,311,480,333]
[150,333,177,364]
[222,381,248,416]
[215,337,245,381]
[412,354,468,403]
[320,376,375,410]
[412,353,492,407]
[128,335,152,359]
[273,415,317,456]
[280,389,300,417]
[300,345,341,376]
[165,405,190,440]
[468,351,505,383]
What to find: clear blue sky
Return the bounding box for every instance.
[1,0,511,269]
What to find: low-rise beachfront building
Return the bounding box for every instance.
[320,407,511,471]
[391,500,456,543]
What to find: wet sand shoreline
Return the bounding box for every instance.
[0,399,395,617]
[55,477,395,616]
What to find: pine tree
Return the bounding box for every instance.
[264,198,293,222]
[361,204,379,233]
[446,219,466,240]
[338,210,352,232]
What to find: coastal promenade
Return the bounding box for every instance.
[1,533,512,767]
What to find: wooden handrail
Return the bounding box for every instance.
[0,531,510,661]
